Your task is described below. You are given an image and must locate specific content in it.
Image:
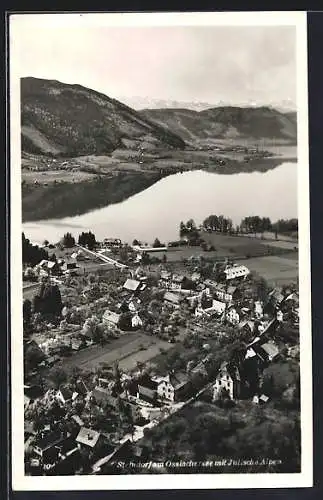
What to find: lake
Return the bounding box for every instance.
[23,162,297,245]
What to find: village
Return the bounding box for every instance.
[22,228,300,476]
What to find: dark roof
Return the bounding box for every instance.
[92,386,111,404]
[33,431,65,451]
[58,386,74,401]
[170,371,189,390]
[75,379,89,396]
[138,375,158,391]
[218,362,241,382]
[227,286,237,295]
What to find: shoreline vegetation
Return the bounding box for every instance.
[22,149,297,222]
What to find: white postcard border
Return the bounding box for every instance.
[10,10,312,490]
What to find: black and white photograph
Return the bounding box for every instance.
[10,11,312,490]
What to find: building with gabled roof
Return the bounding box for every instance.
[56,386,78,405]
[76,427,101,449]
[123,279,142,293]
[102,309,120,328]
[212,362,242,400]
[164,291,182,308]
[224,265,250,281]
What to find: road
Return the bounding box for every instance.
[76,244,128,270]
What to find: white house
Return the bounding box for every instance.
[212,362,241,400]
[254,301,264,319]
[152,372,190,402]
[56,386,78,405]
[131,314,143,329]
[195,299,226,318]
[226,307,240,325]
[224,265,250,280]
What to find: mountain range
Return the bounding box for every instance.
[141,107,297,144]
[21,77,297,157]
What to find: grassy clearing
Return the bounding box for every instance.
[237,254,298,285]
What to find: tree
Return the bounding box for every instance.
[82,315,101,342]
[23,299,32,326]
[33,283,63,316]
[24,343,45,372]
[132,239,140,246]
[47,366,68,389]
[153,238,163,248]
[61,232,75,248]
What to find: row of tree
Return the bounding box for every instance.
[78,231,96,250]
[203,215,234,234]
[181,216,298,239]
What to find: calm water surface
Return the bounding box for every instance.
[23,162,297,245]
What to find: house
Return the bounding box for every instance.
[103,237,122,248]
[32,430,68,459]
[70,336,84,351]
[211,299,226,315]
[128,298,141,313]
[237,320,255,336]
[276,310,284,322]
[123,279,142,293]
[46,354,61,367]
[268,288,285,307]
[204,279,218,291]
[254,301,264,319]
[102,309,121,328]
[152,372,190,402]
[253,394,270,405]
[195,299,226,318]
[61,261,78,274]
[224,265,250,280]
[159,271,172,288]
[120,397,143,422]
[164,291,182,309]
[37,259,60,276]
[212,362,241,400]
[191,272,201,283]
[131,314,143,329]
[92,386,113,405]
[56,386,78,405]
[170,274,185,291]
[71,415,85,428]
[75,379,89,398]
[137,376,158,404]
[213,283,225,301]
[226,306,240,325]
[76,427,101,450]
[71,250,85,261]
[257,342,280,363]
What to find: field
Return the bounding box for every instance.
[59,332,173,372]
[238,253,298,285]
[22,169,97,185]
[199,232,297,259]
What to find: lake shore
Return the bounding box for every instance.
[22,148,297,222]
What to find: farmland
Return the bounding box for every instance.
[237,253,298,286]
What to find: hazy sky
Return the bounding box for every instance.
[11,15,296,107]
